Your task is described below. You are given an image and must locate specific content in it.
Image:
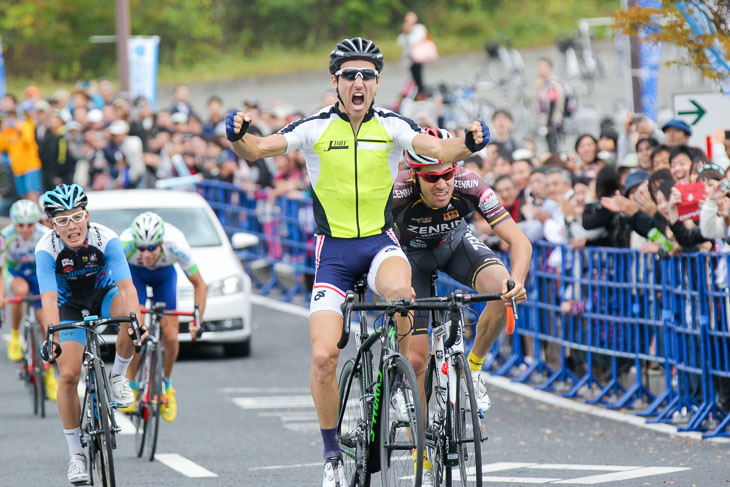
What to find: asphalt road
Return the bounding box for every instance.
[1,299,728,487]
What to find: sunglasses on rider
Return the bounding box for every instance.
[52,209,87,227]
[417,166,457,184]
[334,68,379,81]
[136,245,159,253]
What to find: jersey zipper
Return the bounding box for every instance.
[351,125,361,238]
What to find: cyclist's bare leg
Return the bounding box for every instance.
[55,340,84,429]
[161,315,179,379]
[408,333,430,418]
[309,310,342,429]
[470,264,510,358]
[110,294,135,359]
[374,256,414,356]
[10,276,29,332]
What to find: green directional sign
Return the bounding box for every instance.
[673,92,730,149]
[677,99,706,125]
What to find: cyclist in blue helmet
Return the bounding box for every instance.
[35,183,148,485]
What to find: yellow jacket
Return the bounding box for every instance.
[0,118,42,176]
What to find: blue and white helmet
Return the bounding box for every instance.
[42,184,88,217]
[131,212,165,247]
[9,199,40,225]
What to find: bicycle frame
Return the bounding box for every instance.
[8,295,45,417]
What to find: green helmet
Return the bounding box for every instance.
[10,199,40,225]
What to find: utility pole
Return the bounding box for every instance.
[628,0,643,113]
[115,0,131,92]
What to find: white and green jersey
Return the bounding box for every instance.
[278,103,420,238]
[0,223,49,278]
[120,222,199,276]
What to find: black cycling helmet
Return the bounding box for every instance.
[329,37,384,75]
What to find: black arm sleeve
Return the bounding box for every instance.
[670,221,712,250]
[627,210,662,238]
[582,203,613,230]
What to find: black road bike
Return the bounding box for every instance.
[43,312,145,487]
[337,276,426,487]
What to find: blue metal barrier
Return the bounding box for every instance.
[199,180,730,439]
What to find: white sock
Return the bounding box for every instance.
[110,353,132,377]
[63,427,83,457]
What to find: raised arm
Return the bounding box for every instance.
[226,110,288,161]
[411,121,490,164]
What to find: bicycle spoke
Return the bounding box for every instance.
[338,359,371,486]
[380,355,424,487]
[452,353,482,487]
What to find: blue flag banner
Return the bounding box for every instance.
[677,1,730,97]
[638,0,662,122]
[639,0,662,121]
[0,34,7,98]
[128,36,159,108]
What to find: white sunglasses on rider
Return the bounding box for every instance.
[334,68,379,81]
[52,209,87,226]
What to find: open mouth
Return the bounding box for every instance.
[67,230,82,243]
[352,92,365,107]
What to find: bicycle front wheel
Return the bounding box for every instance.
[380,355,424,487]
[133,345,149,458]
[146,344,163,462]
[452,353,482,487]
[92,359,116,487]
[338,358,371,486]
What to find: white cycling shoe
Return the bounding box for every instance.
[421,468,435,486]
[390,388,412,423]
[67,452,89,485]
[322,456,345,487]
[110,374,135,408]
[471,371,492,412]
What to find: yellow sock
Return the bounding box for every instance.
[413,451,433,472]
[468,351,485,372]
[10,329,19,340]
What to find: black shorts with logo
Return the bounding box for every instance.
[404,224,504,334]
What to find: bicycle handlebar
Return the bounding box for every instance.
[41,313,144,364]
[337,280,519,349]
[139,302,202,341]
[5,295,41,304]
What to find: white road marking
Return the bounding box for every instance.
[482,462,538,472]
[550,466,691,484]
[282,422,321,433]
[482,476,561,483]
[113,411,136,435]
[232,395,314,409]
[220,386,310,394]
[258,411,318,421]
[155,453,218,477]
[250,461,322,471]
[249,294,310,318]
[528,464,636,471]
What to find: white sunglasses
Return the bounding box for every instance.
[334,68,379,81]
[52,209,87,226]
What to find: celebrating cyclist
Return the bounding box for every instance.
[35,184,147,485]
[226,36,490,486]
[392,127,531,432]
[118,211,207,422]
